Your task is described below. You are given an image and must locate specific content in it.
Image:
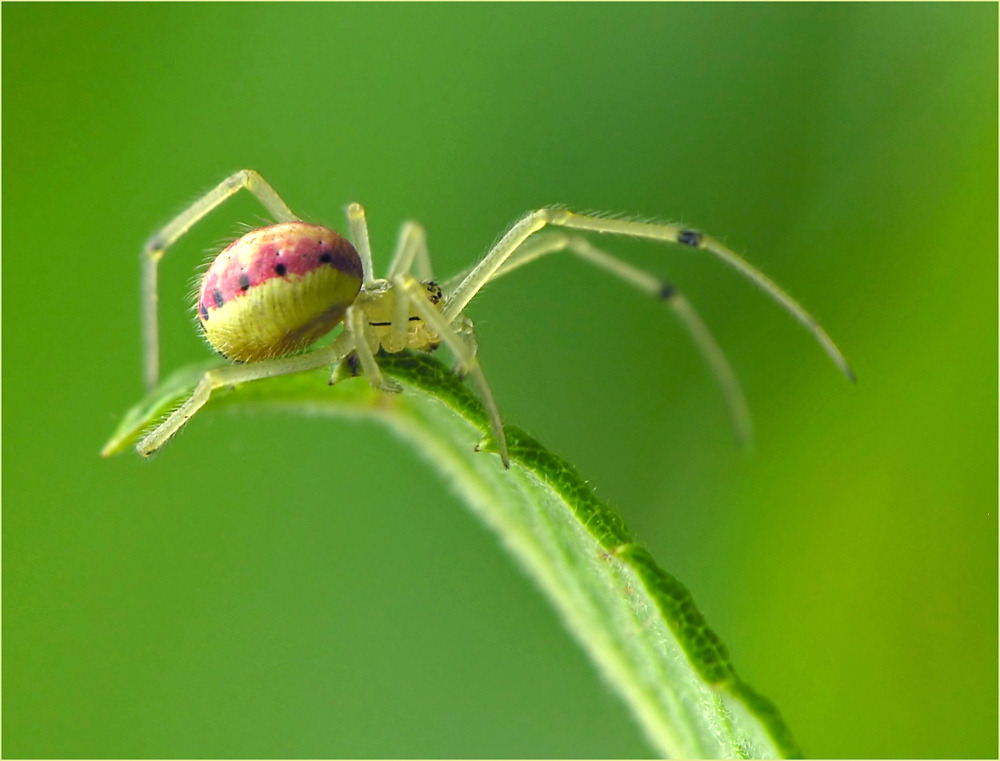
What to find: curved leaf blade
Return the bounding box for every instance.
[103,351,801,759]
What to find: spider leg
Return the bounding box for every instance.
[137,332,354,457]
[386,222,433,281]
[345,305,402,392]
[486,232,753,446]
[385,222,431,352]
[453,314,479,366]
[142,169,301,391]
[393,275,510,469]
[345,203,376,287]
[342,204,410,380]
[442,209,854,383]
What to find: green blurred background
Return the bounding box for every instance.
[3,4,996,758]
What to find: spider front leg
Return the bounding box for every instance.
[138,333,355,457]
[142,170,301,391]
[443,208,854,383]
[484,232,753,445]
[451,314,479,374]
[393,275,510,469]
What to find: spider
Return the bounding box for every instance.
[136,169,853,467]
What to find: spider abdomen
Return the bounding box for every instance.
[197,222,363,362]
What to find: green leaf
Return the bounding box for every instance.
[103,351,801,759]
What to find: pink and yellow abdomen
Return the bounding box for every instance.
[197,222,363,362]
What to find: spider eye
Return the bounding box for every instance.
[423,280,442,303]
